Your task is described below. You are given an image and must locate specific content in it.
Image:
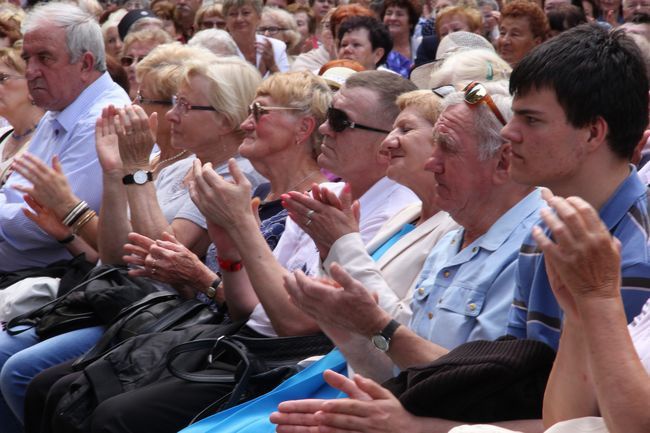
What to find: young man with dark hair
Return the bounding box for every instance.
[271,23,650,433]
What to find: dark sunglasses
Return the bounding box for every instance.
[463,81,507,126]
[120,55,147,67]
[247,101,301,123]
[326,107,391,134]
[135,90,172,106]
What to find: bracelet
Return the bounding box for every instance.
[217,257,243,272]
[72,209,96,234]
[57,234,75,244]
[62,200,89,227]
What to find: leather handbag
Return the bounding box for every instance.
[73,291,222,369]
[167,332,335,413]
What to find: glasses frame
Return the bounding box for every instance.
[200,20,227,29]
[462,81,507,126]
[0,73,24,84]
[326,107,391,134]
[135,90,172,106]
[248,101,301,123]
[256,26,288,35]
[171,95,218,116]
[120,55,146,67]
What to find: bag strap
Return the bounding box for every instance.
[167,337,248,383]
[4,267,119,335]
[84,358,125,403]
[138,299,207,335]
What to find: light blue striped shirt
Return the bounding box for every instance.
[0,72,130,271]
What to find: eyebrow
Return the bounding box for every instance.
[512,108,545,117]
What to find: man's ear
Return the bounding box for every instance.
[80,51,96,77]
[585,116,608,152]
[493,142,512,184]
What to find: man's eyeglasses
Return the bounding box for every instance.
[326,107,391,134]
[120,55,147,67]
[432,84,455,98]
[257,26,287,36]
[462,81,507,126]
[0,73,24,84]
[247,101,301,123]
[135,90,172,106]
[171,95,217,116]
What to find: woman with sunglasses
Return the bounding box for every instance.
[121,70,331,316]
[120,28,171,100]
[0,47,44,187]
[25,71,333,433]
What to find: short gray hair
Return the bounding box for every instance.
[188,29,239,56]
[442,81,512,160]
[22,2,106,72]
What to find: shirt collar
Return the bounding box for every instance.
[471,188,543,252]
[52,72,114,134]
[599,165,647,230]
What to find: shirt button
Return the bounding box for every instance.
[443,271,450,278]
[428,312,433,319]
[472,247,478,253]
[418,287,425,295]
[468,303,477,311]
[438,298,443,304]
[450,239,456,245]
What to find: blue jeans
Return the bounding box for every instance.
[0,326,104,432]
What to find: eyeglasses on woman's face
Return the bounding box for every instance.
[247,101,301,123]
[171,94,218,116]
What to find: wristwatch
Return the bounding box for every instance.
[122,170,153,185]
[205,278,221,299]
[371,319,401,352]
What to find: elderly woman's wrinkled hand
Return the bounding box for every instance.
[12,153,78,218]
[115,104,157,170]
[95,105,123,174]
[532,189,622,316]
[256,38,277,75]
[189,158,253,231]
[283,183,360,259]
[123,232,207,296]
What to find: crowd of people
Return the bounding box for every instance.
[0,0,648,432]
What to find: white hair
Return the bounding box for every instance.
[188,29,239,56]
[23,2,106,72]
[442,81,512,160]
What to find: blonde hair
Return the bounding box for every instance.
[0,4,24,46]
[182,56,262,131]
[396,90,443,125]
[429,49,511,88]
[261,7,301,50]
[136,43,217,99]
[123,28,172,53]
[194,3,224,28]
[223,0,264,17]
[255,71,332,157]
[0,46,25,75]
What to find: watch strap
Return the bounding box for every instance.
[122,170,153,185]
[379,319,401,340]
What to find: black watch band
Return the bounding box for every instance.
[371,319,401,352]
[122,170,153,185]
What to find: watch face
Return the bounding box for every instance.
[133,170,149,184]
[371,335,390,352]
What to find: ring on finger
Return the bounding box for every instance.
[306,209,315,219]
[305,218,312,227]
